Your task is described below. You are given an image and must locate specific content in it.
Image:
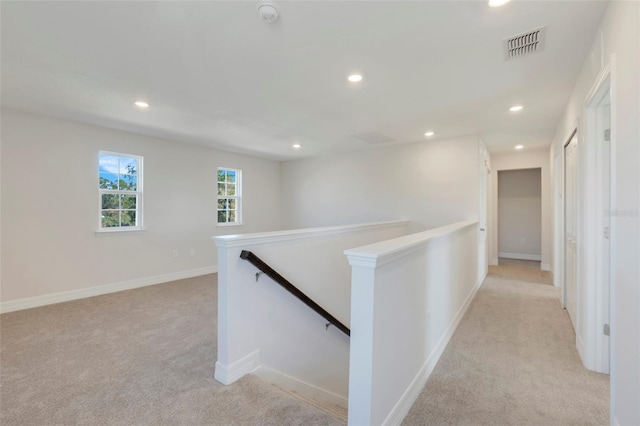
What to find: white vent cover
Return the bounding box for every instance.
[503,27,547,60]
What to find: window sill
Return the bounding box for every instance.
[95,228,147,236]
[217,222,243,227]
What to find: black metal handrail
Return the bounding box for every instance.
[239,250,350,337]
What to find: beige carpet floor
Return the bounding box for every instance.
[403,264,609,425]
[1,265,609,425]
[0,275,341,425]
[498,258,541,269]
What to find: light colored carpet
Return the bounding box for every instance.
[1,266,608,425]
[498,258,541,269]
[489,263,553,285]
[0,275,342,425]
[402,264,609,425]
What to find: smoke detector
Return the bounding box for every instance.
[257,2,279,23]
[503,27,547,60]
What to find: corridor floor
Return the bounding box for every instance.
[403,264,609,425]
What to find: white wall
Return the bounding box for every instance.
[0,109,281,307]
[213,221,410,406]
[549,2,640,424]
[345,221,480,425]
[489,149,551,270]
[280,136,482,232]
[498,168,542,260]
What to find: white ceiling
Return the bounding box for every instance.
[1,1,608,160]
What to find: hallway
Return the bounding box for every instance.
[403,264,609,425]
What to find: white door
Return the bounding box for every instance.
[601,103,611,372]
[564,133,578,330]
[478,144,489,279]
[554,152,565,303]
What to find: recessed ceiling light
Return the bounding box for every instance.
[292,143,301,149]
[134,101,149,108]
[515,144,524,150]
[348,74,363,83]
[424,131,435,137]
[488,0,511,7]
[509,105,524,112]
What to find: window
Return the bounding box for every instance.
[98,151,143,231]
[217,168,242,225]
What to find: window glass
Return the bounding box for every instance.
[98,152,142,231]
[217,168,241,225]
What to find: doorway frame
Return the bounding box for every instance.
[496,168,543,265]
[580,58,616,375]
[560,129,577,314]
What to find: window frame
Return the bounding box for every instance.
[217,167,242,227]
[97,151,144,233]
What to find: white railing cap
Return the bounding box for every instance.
[213,220,410,248]
[344,220,479,268]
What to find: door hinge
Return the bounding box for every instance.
[604,227,610,239]
[604,323,610,336]
[604,129,611,142]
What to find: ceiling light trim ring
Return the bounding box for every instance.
[257,2,279,23]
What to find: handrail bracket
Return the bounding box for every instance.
[239,250,350,337]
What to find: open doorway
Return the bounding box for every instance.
[497,168,542,269]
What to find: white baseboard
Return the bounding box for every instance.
[541,263,551,271]
[490,258,499,266]
[479,270,488,287]
[254,365,348,409]
[383,275,483,425]
[214,349,261,385]
[576,333,586,366]
[382,354,431,426]
[499,252,542,261]
[0,266,218,314]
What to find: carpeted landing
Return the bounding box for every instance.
[1,265,608,425]
[0,275,342,425]
[402,264,609,425]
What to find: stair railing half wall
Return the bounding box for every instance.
[240,250,350,336]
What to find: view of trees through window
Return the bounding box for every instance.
[217,168,241,224]
[99,153,141,229]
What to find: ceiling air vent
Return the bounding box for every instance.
[353,131,395,145]
[503,27,547,60]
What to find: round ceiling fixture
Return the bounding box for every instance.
[424,131,435,137]
[515,144,524,150]
[134,101,149,108]
[348,74,363,83]
[510,105,524,112]
[257,2,279,23]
